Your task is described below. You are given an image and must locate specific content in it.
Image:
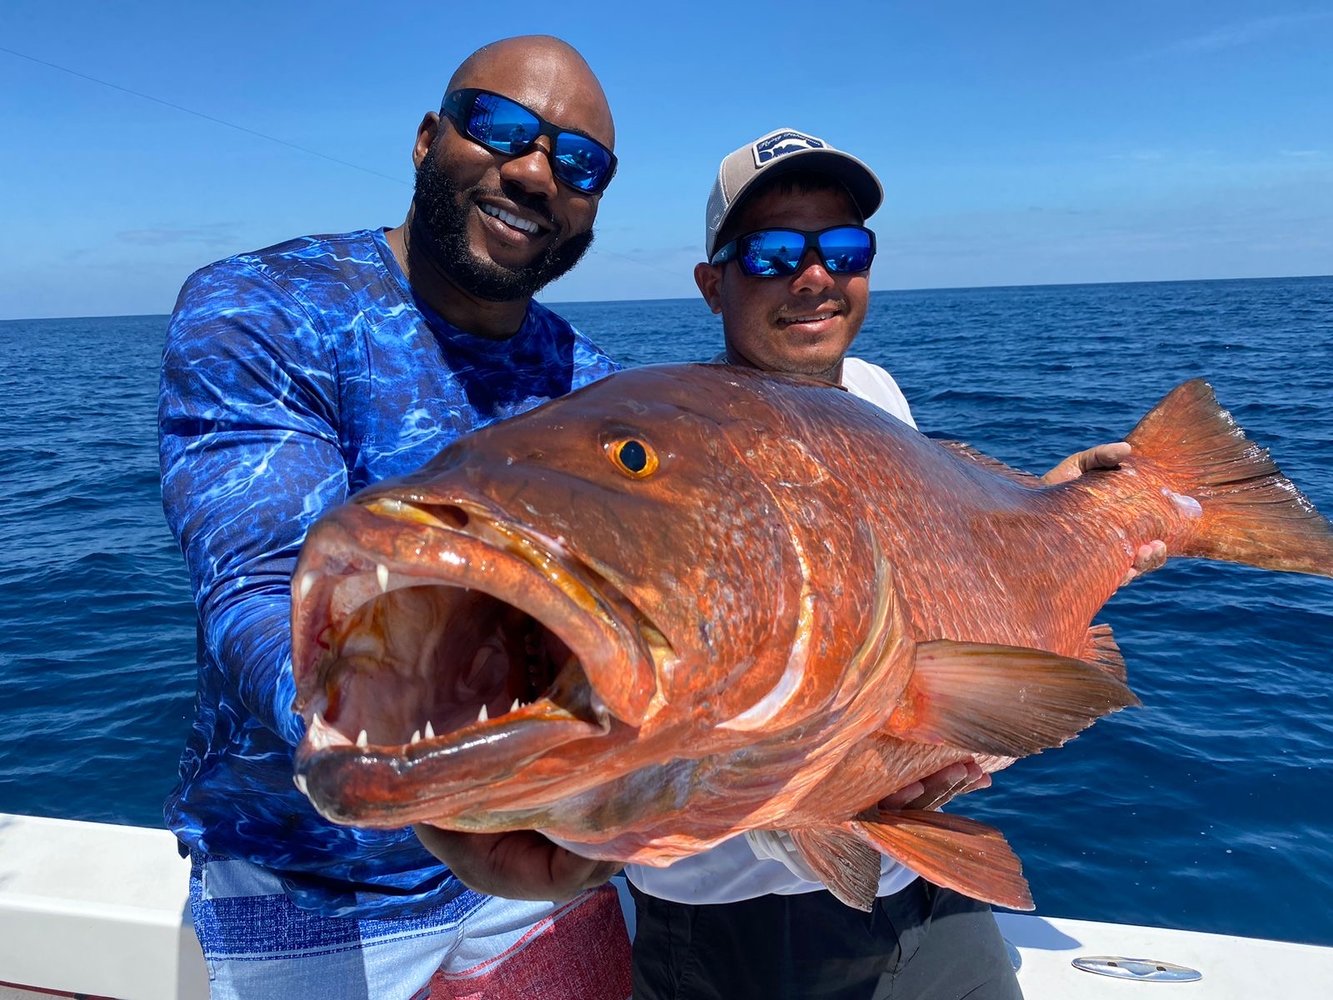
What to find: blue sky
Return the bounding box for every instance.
[2,1,1330,318]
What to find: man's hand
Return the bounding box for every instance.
[414,825,621,901]
[1041,440,1132,486]
[878,760,991,813]
[1041,440,1168,586]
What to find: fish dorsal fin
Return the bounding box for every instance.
[1080,623,1127,683]
[788,826,883,912]
[937,440,1043,486]
[850,810,1034,911]
[884,639,1140,757]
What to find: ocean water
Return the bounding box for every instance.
[1,276,1330,946]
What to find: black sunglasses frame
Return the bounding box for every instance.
[710,225,877,276]
[439,88,618,194]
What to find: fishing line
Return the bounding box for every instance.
[0,44,408,186]
[1,44,682,282]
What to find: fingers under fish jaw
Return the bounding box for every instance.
[299,582,613,758]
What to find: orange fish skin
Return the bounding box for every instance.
[290,366,1333,909]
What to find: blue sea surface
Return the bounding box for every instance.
[1,276,1330,945]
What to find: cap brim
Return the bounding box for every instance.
[709,148,883,258]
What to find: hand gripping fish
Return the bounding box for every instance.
[290,365,1333,911]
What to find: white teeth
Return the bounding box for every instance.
[410,729,421,745]
[478,704,489,723]
[306,711,331,750]
[293,773,308,794]
[482,203,540,234]
[305,712,354,751]
[590,692,611,728]
[511,698,520,713]
[376,564,389,592]
[356,729,369,748]
[298,572,317,600]
[424,720,435,739]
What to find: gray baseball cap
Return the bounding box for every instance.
[704,127,883,259]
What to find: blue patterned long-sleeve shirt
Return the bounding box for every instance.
[159,228,618,917]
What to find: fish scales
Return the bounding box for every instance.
[290,364,1333,910]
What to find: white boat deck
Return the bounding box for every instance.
[0,813,1328,999]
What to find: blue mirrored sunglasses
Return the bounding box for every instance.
[710,225,876,277]
[440,88,617,194]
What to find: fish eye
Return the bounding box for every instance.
[607,438,658,478]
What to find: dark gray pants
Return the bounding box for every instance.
[630,879,1023,1000]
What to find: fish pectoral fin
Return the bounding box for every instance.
[787,826,883,912]
[884,639,1140,757]
[852,809,1034,912]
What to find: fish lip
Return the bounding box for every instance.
[289,494,660,823]
[293,700,611,828]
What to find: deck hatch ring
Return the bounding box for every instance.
[1072,956,1202,982]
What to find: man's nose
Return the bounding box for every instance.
[789,249,836,294]
[501,136,560,200]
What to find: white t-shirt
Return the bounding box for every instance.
[625,356,919,904]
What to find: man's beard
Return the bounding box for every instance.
[411,148,595,302]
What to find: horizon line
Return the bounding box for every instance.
[2,272,1329,324]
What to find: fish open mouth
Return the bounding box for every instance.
[290,495,663,826]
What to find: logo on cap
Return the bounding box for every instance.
[752,130,826,167]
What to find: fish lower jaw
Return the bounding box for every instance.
[298,650,613,761]
[293,695,616,828]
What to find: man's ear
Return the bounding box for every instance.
[694,262,723,315]
[413,113,441,169]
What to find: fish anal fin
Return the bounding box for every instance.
[884,639,1140,757]
[788,826,882,912]
[1081,623,1127,683]
[853,809,1034,912]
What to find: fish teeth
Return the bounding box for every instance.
[356,729,369,748]
[306,712,358,751]
[376,563,390,592]
[293,773,308,795]
[478,704,489,723]
[511,698,520,713]
[424,720,435,739]
[410,729,421,745]
[306,711,335,751]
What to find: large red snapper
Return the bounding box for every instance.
[290,364,1333,911]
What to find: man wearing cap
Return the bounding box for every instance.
[624,128,1164,999]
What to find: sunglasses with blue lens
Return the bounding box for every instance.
[710,225,876,277]
[440,88,617,194]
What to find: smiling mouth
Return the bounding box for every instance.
[481,203,543,235]
[779,311,840,325]
[290,495,666,823]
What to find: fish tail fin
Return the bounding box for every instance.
[1127,379,1333,576]
[850,810,1034,911]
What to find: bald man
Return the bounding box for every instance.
[160,36,630,999]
